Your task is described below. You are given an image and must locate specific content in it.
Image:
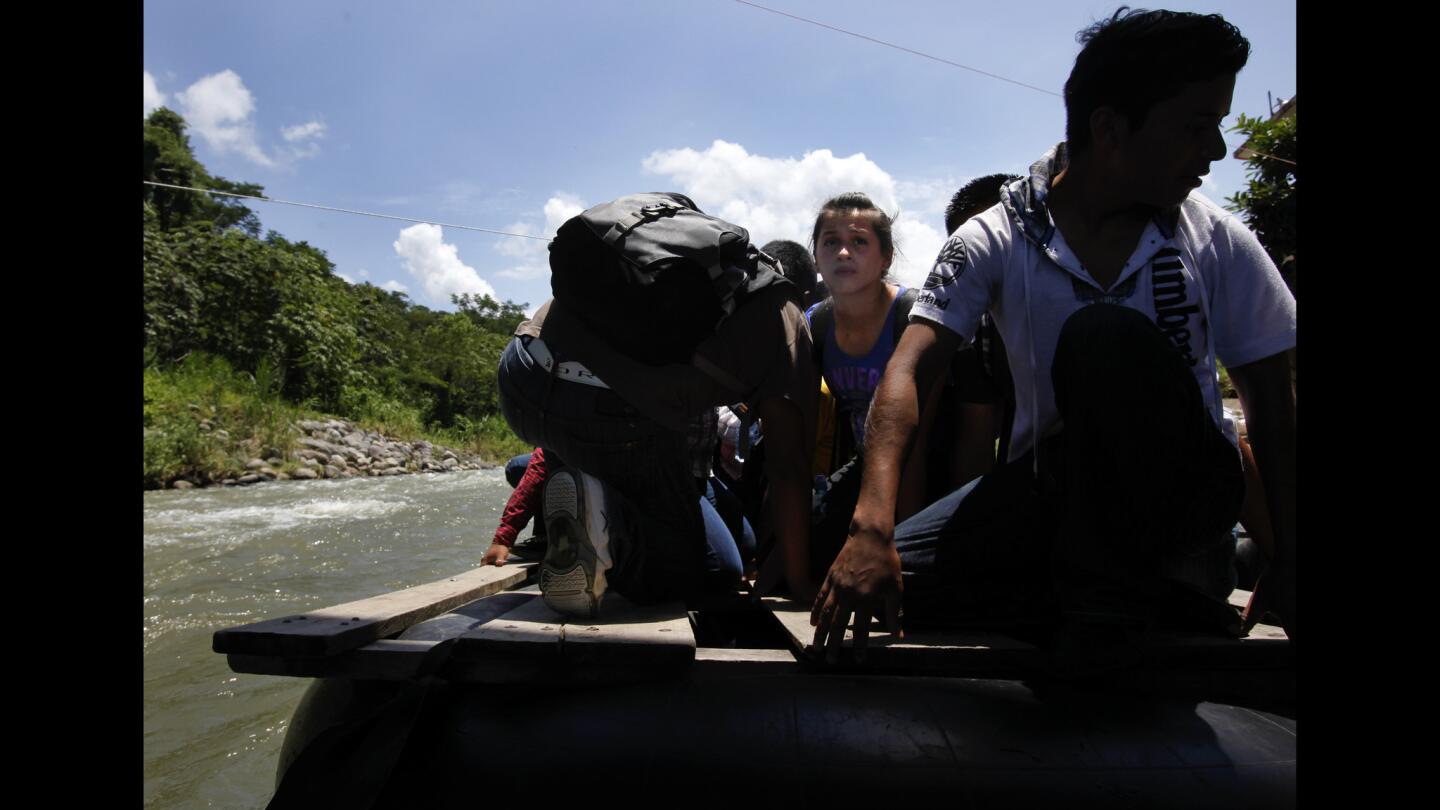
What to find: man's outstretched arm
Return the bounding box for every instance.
[1228,350,1296,638]
[811,319,960,661]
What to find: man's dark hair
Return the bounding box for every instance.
[761,239,817,302]
[1063,7,1249,153]
[944,173,1022,234]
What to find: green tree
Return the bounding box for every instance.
[143,107,531,454]
[1226,109,1296,295]
[143,107,263,236]
[452,292,529,335]
[266,237,365,410]
[414,313,509,427]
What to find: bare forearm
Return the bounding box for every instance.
[892,373,941,522]
[854,322,957,534]
[760,396,816,598]
[769,459,812,590]
[1231,353,1296,565]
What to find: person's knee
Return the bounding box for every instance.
[1052,304,1194,416]
[1055,304,1163,368]
[505,453,532,488]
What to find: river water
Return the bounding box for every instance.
[142,468,518,809]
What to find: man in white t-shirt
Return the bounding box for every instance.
[809,7,1295,671]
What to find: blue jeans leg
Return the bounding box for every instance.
[699,493,744,587]
[704,477,755,564]
[894,448,1059,629]
[505,452,533,489]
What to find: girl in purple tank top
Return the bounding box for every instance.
[803,193,939,579]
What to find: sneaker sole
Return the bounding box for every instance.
[540,472,604,618]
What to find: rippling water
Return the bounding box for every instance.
[143,468,517,809]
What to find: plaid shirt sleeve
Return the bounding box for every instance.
[491,448,548,547]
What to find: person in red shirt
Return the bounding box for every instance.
[483,448,549,566]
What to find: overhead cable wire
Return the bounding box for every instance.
[142,180,550,240]
[732,0,1062,98]
[734,1,1295,168]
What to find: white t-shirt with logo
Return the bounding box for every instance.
[911,192,1295,462]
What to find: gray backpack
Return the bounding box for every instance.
[548,192,792,365]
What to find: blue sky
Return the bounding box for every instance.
[144,0,1295,315]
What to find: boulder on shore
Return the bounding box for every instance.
[160,415,493,491]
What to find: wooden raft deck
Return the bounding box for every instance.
[216,562,1289,705]
[218,566,791,683]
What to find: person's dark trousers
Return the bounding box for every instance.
[497,336,707,603]
[504,453,532,488]
[810,452,864,584]
[894,304,1244,635]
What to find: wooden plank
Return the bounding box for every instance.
[212,563,531,657]
[397,591,535,642]
[446,591,695,682]
[692,647,799,677]
[222,591,539,679]
[1227,588,1289,640]
[695,647,797,663]
[445,595,565,683]
[762,594,1290,676]
[562,595,694,667]
[761,596,1043,675]
[227,639,446,680]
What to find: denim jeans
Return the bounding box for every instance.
[703,476,755,570]
[504,453,533,489]
[498,336,721,603]
[894,304,1245,634]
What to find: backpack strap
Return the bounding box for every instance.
[892,287,919,345]
[810,288,915,362]
[806,298,834,369]
[691,352,750,399]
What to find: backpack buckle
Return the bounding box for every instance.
[606,202,680,244]
[638,202,679,220]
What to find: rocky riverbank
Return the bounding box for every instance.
[166,417,493,490]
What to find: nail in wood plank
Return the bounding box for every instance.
[562,594,694,667]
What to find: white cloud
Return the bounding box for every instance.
[176,69,273,167]
[279,120,327,160]
[896,177,961,225]
[393,224,496,306]
[493,222,537,259]
[544,194,586,233]
[143,71,166,117]
[381,279,409,293]
[494,193,585,279]
[335,271,356,284]
[641,140,948,288]
[281,121,326,142]
[891,219,947,290]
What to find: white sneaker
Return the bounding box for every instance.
[539,469,612,618]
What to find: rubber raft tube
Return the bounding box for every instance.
[267,669,1295,808]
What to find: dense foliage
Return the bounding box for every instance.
[143,108,531,485]
[1226,108,1296,296]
